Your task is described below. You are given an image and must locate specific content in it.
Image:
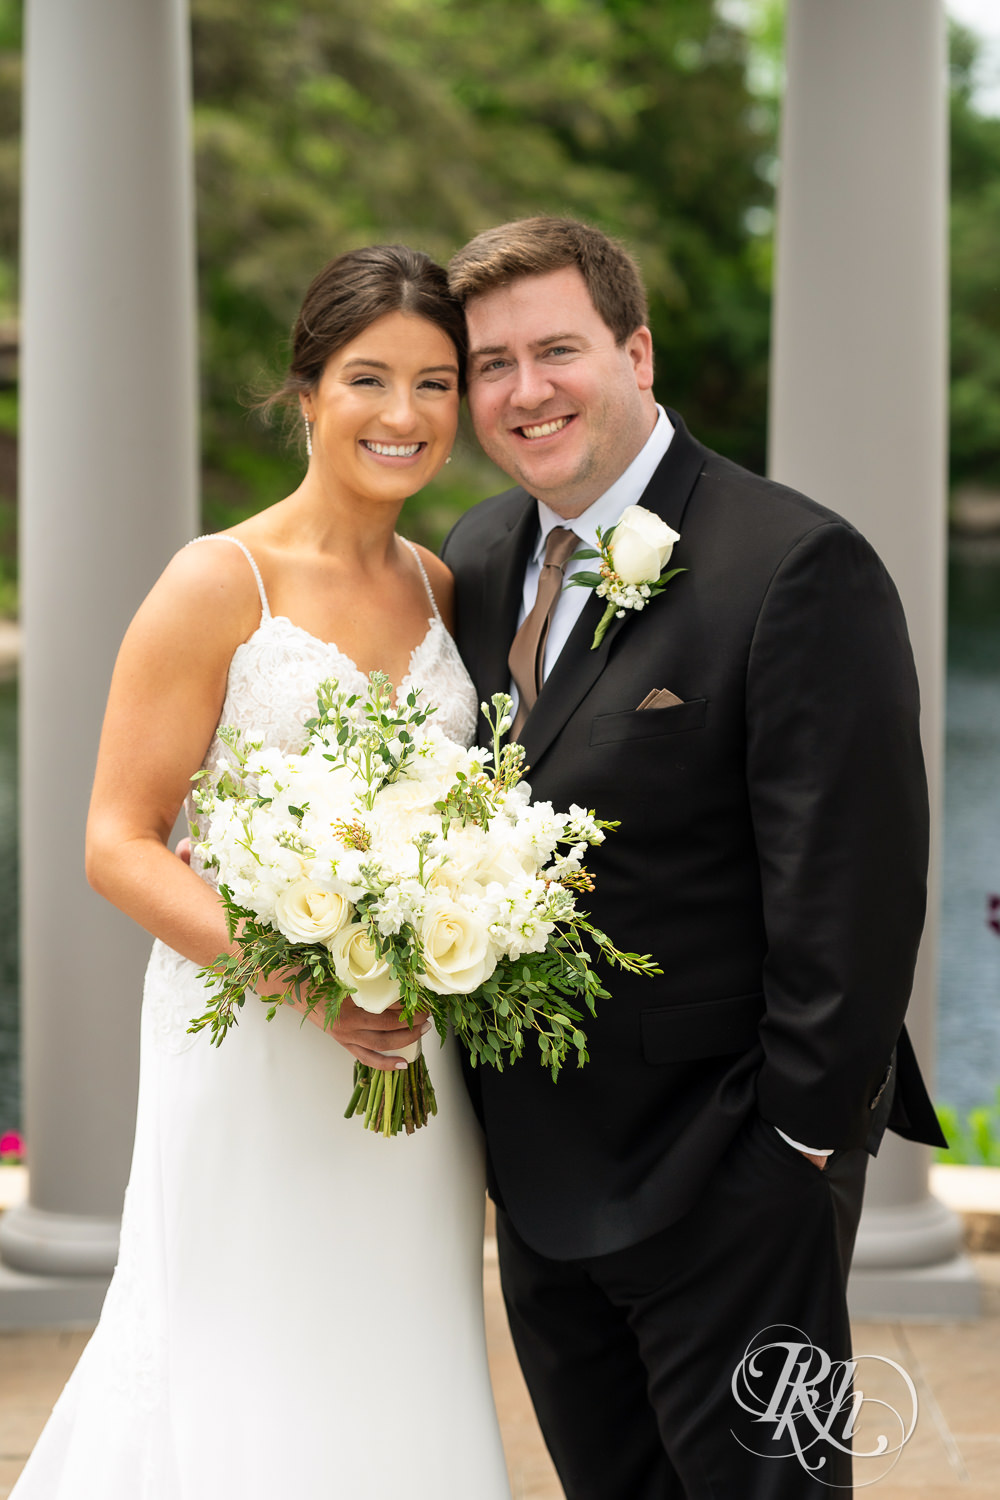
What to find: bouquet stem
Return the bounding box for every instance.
[345,1054,438,1137]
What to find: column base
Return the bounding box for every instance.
[853,1191,965,1269]
[846,1191,981,1319]
[0,1258,109,1329]
[848,1251,981,1321]
[0,1202,120,1277]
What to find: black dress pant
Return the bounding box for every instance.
[497,1116,868,1499]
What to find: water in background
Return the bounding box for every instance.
[937,539,1000,1115]
[0,546,998,1129]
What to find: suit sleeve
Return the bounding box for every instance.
[745,520,929,1148]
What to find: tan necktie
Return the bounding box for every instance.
[508,526,579,739]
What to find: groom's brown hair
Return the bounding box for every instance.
[448,216,648,345]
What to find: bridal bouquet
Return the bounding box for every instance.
[188,675,658,1136]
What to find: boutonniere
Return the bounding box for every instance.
[568,504,685,650]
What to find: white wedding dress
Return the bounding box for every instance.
[12,536,511,1499]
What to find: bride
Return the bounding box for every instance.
[12,246,511,1498]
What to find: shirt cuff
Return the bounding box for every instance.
[775,1128,834,1156]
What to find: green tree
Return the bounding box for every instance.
[949,20,1000,491]
[189,0,775,540]
[191,0,645,539]
[556,0,776,471]
[0,0,781,556]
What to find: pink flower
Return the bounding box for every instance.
[988,894,1000,939]
[0,1130,25,1162]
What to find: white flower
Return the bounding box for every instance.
[371,878,426,938]
[328,922,402,1013]
[609,505,680,585]
[419,895,498,995]
[366,780,440,856]
[503,780,532,814]
[567,804,604,845]
[404,723,472,783]
[482,875,554,960]
[374,778,439,818]
[432,824,536,894]
[545,850,584,883]
[273,878,352,945]
[510,800,565,867]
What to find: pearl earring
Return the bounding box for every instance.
[304,413,313,457]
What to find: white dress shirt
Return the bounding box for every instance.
[513,405,675,685]
[509,403,832,1160]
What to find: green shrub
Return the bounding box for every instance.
[935,1089,1000,1166]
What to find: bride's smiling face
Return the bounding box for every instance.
[302,311,460,505]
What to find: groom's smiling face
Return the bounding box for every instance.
[464,266,656,518]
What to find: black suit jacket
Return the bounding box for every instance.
[441,411,944,1261]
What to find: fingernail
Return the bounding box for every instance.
[394,1060,407,1070]
[420,1021,432,1034]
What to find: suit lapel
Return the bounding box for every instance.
[474,490,538,711]
[519,410,708,772]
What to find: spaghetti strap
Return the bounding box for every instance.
[186,533,271,622]
[402,538,442,622]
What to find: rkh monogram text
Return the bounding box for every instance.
[731,1325,918,1488]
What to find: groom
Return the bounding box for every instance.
[437,217,945,1497]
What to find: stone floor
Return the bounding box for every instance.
[1,1246,999,1498]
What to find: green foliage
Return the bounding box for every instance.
[580,0,775,471]
[935,1089,1000,1167]
[3,2,998,548]
[949,21,1000,490]
[191,672,659,1132]
[192,0,621,536]
[0,0,779,539]
[0,0,20,51]
[188,0,776,539]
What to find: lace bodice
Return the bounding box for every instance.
[184,535,479,838]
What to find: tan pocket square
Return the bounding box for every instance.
[636,688,684,710]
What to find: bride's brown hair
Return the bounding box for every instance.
[263,244,467,421]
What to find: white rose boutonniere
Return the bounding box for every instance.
[568,504,685,649]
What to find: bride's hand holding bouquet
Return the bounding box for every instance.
[189,675,660,1136]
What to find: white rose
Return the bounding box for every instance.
[474,837,538,888]
[328,922,402,1013]
[419,895,498,996]
[274,878,352,944]
[609,505,680,585]
[429,826,529,894]
[374,778,439,818]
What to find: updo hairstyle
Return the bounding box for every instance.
[266,245,467,421]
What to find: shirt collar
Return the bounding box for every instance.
[531,405,675,561]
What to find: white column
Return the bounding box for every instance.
[0,0,198,1320]
[770,0,977,1317]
